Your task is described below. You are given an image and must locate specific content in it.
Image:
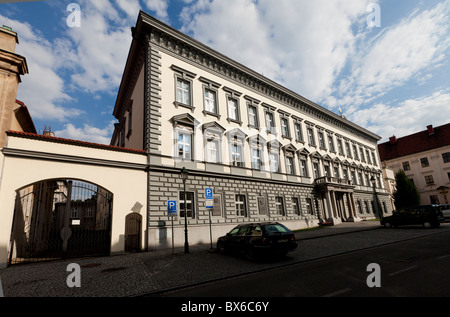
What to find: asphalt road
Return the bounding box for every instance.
[161,229,450,297]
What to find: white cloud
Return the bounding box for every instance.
[144,0,170,21]
[65,0,133,94]
[55,121,115,145]
[334,0,450,112]
[0,14,81,122]
[349,89,450,141]
[180,0,372,101]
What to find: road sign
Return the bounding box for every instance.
[168,201,177,216]
[205,188,214,200]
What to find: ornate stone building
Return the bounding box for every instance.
[111,12,392,250]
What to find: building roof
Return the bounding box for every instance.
[378,123,450,161]
[6,130,147,155]
[14,100,37,134]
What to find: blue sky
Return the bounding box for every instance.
[1,0,449,144]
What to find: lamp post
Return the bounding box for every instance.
[180,167,189,254]
[371,176,382,221]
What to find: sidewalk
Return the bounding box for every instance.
[0,221,381,297]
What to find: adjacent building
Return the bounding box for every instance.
[111,12,392,250]
[379,124,450,206]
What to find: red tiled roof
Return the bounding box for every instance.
[378,123,450,161]
[6,130,147,155]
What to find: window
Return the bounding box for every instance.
[318,132,326,149]
[231,143,244,167]
[286,156,295,175]
[351,171,356,184]
[306,198,314,215]
[176,78,191,106]
[292,197,300,215]
[205,139,220,163]
[180,191,195,218]
[430,195,440,205]
[443,152,450,163]
[334,166,340,178]
[360,147,365,162]
[372,152,377,165]
[328,134,335,152]
[307,127,315,146]
[343,168,349,180]
[366,150,372,164]
[281,118,290,138]
[294,123,303,142]
[420,157,430,168]
[353,145,359,160]
[235,195,247,217]
[227,97,239,122]
[313,162,320,179]
[269,150,280,173]
[275,196,285,216]
[252,148,262,170]
[299,158,309,177]
[178,132,192,160]
[265,111,275,133]
[204,89,218,114]
[425,175,435,186]
[324,165,331,177]
[337,139,344,155]
[402,161,410,171]
[248,105,259,128]
[358,172,364,186]
[345,142,352,157]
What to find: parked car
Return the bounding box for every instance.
[381,205,445,229]
[442,204,450,222]
[216,222,298,260]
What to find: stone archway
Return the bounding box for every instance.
[8,179,113,265]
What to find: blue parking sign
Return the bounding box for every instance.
[168,201,177,216]
[205,188,213,200]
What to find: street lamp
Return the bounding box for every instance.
[371,176,383,221]
[180,167,189,254]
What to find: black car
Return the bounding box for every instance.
[216,222,298,260]
[441,204,450,222]
[381,205,445,229]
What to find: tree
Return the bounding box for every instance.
[393,170,420,210]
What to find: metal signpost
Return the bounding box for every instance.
[168,201,177,254]
[205,188,214,249]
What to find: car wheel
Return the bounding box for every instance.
[245,247,255,261]
[384,222,393,228]
[217,242,225,254]
[423,221,432,229]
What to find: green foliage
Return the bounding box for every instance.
[393,170,421,210]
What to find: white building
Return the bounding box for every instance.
[379,124,450,206]
[111,12,392,250]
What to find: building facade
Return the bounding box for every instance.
[379,124,450,206]
[112,12,392,250]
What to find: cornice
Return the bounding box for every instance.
[137,11,381,143]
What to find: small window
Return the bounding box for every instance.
[425,175,435,186]
[443,152,450,163]
[299,158,309,177]
[275,196,285,216]
[248,105,259,128]
[176,78,191,106]
[420,157,430,168]
[265,111,276,134]
[306,198,314,215]
[402,161,410,171]
[318,132,326,149]
[204,88,218,114]
[227,97,240,122]
[180,191,195,219]
[235,195,247,217]
[307,127,315,146]
[292,197,301,215]
[281,117,290,138]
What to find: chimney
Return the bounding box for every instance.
[389,136,397,145]
[427,125,434,136]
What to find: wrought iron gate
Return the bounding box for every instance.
[9,180,113,265]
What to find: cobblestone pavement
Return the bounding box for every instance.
[1,221,449,297]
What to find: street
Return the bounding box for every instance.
[157,228,450,297]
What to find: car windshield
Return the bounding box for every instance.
[263,224,290,235]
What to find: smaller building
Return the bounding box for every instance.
[378,124,450,205]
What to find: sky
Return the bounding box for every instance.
[1,0,449,145]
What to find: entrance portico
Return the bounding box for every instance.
[316,177,360,225]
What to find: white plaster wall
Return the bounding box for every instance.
[0,136,148,268]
